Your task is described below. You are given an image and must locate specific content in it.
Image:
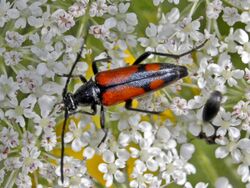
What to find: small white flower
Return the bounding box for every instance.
[206,0,223,19]
[213,111,241,139]
[170,97,188,116]
[89,24,110,39]
[105,3,138,31]
[15,173,32,188]
[16,68,43,93]
[0,127,19,148]
[89,0,108,17]
[0,75,19,101]
[68,1,88,17]
[14,0,44,28]
[64,119,91,152]
[39,163,57,181]
[5,94,37,127]
[215,137,250,163]
[19,146,42,174]
[98,150,126,187]
[34,95,56,136]
[0,0,19,27]
[176,17,204,42]
[41,131,57,151]
[222,7,240,26]
[5,31,25,48]
[52,9,75,32]
[3,51,22,66]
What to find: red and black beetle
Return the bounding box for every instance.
[59,40,207,182]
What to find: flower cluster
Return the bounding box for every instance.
[0,0,249,187]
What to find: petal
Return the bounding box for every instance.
[98,163,108,173]
[72,139,83,151]
[103,150,115,163]
[228,127,240,139]
[115,170,125,183]
[180,143,195,160]
[83,147,95,159]
[215,146,228,158]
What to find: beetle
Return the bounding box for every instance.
[198,90,223,144]
[59,40,207,182]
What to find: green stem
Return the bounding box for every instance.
[4,170,17,188]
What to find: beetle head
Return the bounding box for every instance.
[63,92,77,112]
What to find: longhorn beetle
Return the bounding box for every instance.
[59,40,207,182]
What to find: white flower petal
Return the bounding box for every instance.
[215,146,228,158]
[103,150,115,163]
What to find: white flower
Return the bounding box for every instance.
[0,75,18,101]
[222,7,240,26]
[98,150,126,187]
[232,100,250,120]
[16,68,43,93]
[0,0,19,27]
[176,17,203,42]
[5,31,25,48]
[0,127,19,149]
[68,1,88,18]
[3,50,22,66]
[213,111,241,139]
[130,160,154,188]
[39,163,57,181]
[170,97,188,116]
[64,119,91,152]
[208,53,244,87]
[89,0,108,17]
[206,0,223,19]
[15,173,32,188]
[138,23,163,51]
[89,24,110,39]
[41,131,57,151]
[14,0,44,28]
[5,94,37,127]
[34,95,56,136]
[19,146,42,174]
[215,137,250,163]
[52,9,75,32]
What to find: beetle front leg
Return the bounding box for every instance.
[92,57,111,74]
[98,105,108,147]
[133,39,207,65]
[68,104,97,116]
[125,99,163,114]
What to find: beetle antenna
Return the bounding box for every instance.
[62,44,85,98]
[60,42,85,183]
[60,108,68,183]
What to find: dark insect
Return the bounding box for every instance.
[202,90,222,122]
[59,40,207,182]
[198,90,222,144]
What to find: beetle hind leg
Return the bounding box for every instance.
[125,99,163,114]
[98,105,108,147]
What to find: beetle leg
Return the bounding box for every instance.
[59,74,87,83]
[98,105,108,147]
[92,57,111,74]
[125,99,163,114]
[133,39,207,65]
[68,104,97,116]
